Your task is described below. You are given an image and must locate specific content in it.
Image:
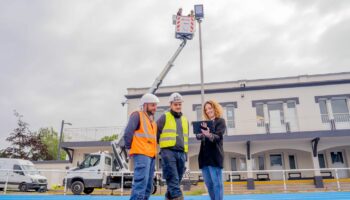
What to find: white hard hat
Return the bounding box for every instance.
[169,92,183,103]
[140,93,160,105]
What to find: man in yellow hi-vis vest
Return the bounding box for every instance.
[156,92,189,200]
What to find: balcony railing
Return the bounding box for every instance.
[334,113,350,123]
[320,113,350,130]
[321,114,330,123]
[63,126,125,142]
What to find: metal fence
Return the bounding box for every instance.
[1,167,350,195]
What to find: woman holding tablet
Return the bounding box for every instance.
[196,100,226,200]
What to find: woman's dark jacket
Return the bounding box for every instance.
[196,117,226,169]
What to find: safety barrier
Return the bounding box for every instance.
[1,167,350,195]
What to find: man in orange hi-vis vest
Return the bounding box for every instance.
[124,93,159,200]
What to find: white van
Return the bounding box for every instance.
[0,158,48,192]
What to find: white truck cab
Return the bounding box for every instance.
[65,146,157,195]
[65,152,115,194]
[0,158,48,192]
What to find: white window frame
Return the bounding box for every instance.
[269,153,284,167]
[223,104,236,130]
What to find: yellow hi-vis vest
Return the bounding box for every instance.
[159,112,189,152]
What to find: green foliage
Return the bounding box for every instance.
[0,110,67,161]
[38,127,66,160]
[0,110,50,161]
[51,184,64,190]
[100,134,118,142]
[184,189,207,195]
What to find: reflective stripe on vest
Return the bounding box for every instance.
[129,111,157,157]
[159,112,189,152]
[134,113,156,139]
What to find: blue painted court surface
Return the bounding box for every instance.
[1,192,350,200]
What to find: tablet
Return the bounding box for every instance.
[192,121,215,134]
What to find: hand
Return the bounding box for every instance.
[196,133,204,140]
[201,126,211,138]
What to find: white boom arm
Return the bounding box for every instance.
[148,39,187,94]
[113,39,188,167]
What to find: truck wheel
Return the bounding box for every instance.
[71,181,84,195]
[36,186,47,193]
[83,188,94,194]
[152,182,157,194]
[19,183,28,192]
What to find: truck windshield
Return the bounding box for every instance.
[21,165,39,175]
[80,155,100,169]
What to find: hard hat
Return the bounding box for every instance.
[169,92,183,103]
[140,93,159,105]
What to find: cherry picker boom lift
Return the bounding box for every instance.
[64,14,196,195]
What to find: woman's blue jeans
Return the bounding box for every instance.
[201,166,223,200]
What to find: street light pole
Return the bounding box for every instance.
[57,120,72,160]
[194,4,205,112]
[198,19,205,110]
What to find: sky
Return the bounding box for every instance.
[1,0,350,148]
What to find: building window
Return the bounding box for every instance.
[270,154,283,166]
[318,154,326,168]
[331,99,350,123]
[252,155,264,170]
[256,104,265,127]
[224,104,235,129]
[267,103,284,123]
[253,98,299,133]
[231,158,237,171]
[318,97,350,124]
[331,99,349,113]
[258,155,265,170]
[195,106,202,121]
[239,157,247,170]
[267,102,285,133]
[331,152,344,164]
[288,155,297,169]
[285,101,299,132]
[287,101,296,108]
[319,99,329,123]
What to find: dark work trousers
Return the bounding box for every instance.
[160,148,186,199]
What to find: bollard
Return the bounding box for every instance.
[121,172,124,196]
[4,170,9,194]
[282,170,287,192]
[335,169,341,191]
[64,170,68,195]
[230,171,233,194]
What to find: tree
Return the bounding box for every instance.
[1,110,31,158]
[27,132,50,161]
[38,127,66,160]
[100,134,118,142]
[0,110,50,161]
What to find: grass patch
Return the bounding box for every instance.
[184,189,207,195]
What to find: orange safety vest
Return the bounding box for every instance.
[129,111,157,158]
